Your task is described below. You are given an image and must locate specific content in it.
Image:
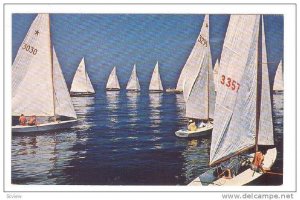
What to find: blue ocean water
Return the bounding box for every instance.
[11,91,283,185]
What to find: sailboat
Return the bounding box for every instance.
[273,60,284,92]
[126,64,140,92]
[106,66,121,91]
[12,14,77,133]
[213,59,220,92]
[175,15,216,138]
[149,61,163,92]
[70,57,95,96]
[189,15,277,186]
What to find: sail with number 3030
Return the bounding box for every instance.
[189,15,276,186]
[12,14,77,133]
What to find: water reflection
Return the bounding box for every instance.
[181,138,211,184]
[106,91,120,125]
[72,96,96,130]
[126,92,139,125]
[175,94,186,125]
[12,132,79,184]
[149,93,162,128]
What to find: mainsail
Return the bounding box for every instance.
[213,59,220,91]
[12,14,77,119]
[185,15,215,120]
[70,58,95,94]
[273,60,284,91]
[12,14,54,116]
[209,15,274,165]
[52,47,77,119]
[126,64,140,91]
[149,62,163,91]
[183,15,210,102]
[106,67,120,90]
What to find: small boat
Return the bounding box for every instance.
[213,59,220,92]
[126,64,140,92]
[273,59,284,92]
[189,15,277,186]
[175,15,216,138]
[70,57,96,96]
[149,61,164,92]
[106,66,121,91]
[175,122,213,138]
[12,14,78,133]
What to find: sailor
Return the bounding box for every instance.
[251,151,265,173]
[19,114,27,126]
[199,121,206,128]
[28,115,37,126]
[188,119,197,131]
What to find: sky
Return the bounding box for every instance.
[12,14,283,90]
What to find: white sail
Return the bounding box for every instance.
[70,58,95,93]
[273,60,284,91]
[52,47,77,119]
[258,17,274,145]
[126,64,140,91]
[185,25,215,120]
[213,59,220,91]
[106,67,120,89]
[12,14,54,116]
[209,15,261,165]
[149,61,163,91]
[183,15,210,102]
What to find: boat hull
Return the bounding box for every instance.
[12,119,78,133]
[149,90,163,93]
[166,88,183,94]
[175,124,213,138]
[126,89,140,92]
[188,147,277,186]
[106,88,120,91]
[70,92,95,97]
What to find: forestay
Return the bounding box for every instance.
[126,64,140,91]
[12,14,54,116]
[213,59,220,91]
[209,15,261,165]
[52,47,77,119]
[149,62,163,91]
[70,58,95,93]
[273,60,284,91]
[183,15,210,102]
[185,33,215,119]
[106,67,120,89]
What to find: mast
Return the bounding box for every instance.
[207,51,210,121]
[254,15,263,152]
[49,14,56,117]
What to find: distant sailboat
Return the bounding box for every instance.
[149,61,163,92]
[273,60,284,91]
[12,14,77,133]
[126,64,140,92]
[213,59,220,92]
[189,15,276,186]
[106,66,121,91]
[70,57,95,96]
[175,15,215,138]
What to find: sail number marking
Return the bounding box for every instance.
[22,43,38,55]
[220,75,240,92]
[197,35,208,47]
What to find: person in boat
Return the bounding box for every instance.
[188,119,197,131]
[28,115,37,126]
[199,120,206,128]
[214,167,233,179]
[251,150,266,173]
[19,114,27,126]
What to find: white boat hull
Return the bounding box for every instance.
[175,123,213,138]
[188,147,277,186]
[12,119,78,133]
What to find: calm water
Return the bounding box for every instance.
[11,91,283,185]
